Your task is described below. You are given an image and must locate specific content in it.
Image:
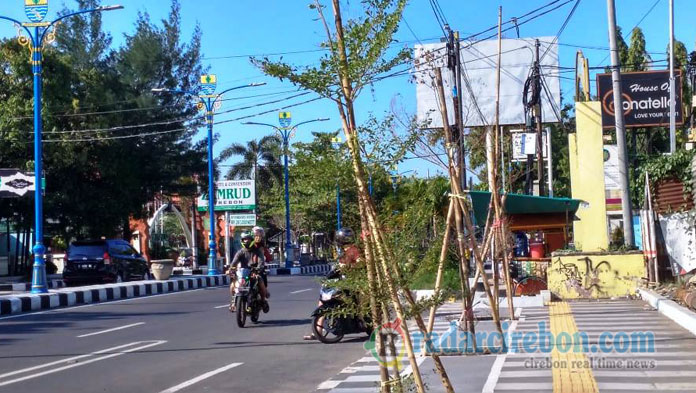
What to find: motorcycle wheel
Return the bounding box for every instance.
[312,314,344,344]
[235,297,247,328]
[251,303,260,323]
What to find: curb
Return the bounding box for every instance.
[268,264,332,276]
[638,288,696,337]
[0,275,230,316]
[0,278,66,292]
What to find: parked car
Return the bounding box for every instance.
[63,239,150,286]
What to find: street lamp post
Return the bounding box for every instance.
[0,1,123,294]
[153,76,265,276]
[242,115,329,269]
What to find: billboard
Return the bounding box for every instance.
[197,180,255,212]
[597,70,683,128]
[414,37,561,129]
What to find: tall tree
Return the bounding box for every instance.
[219,135,282,187]
[626,27,651,71]
[0,0,207,246]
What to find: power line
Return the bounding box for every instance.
[597,0,662,65]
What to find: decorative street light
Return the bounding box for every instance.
[0,1,124,294]
[331,136,342,231]
[243,114,329,268]
[153,76,265,276]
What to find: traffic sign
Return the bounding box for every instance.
[279,111,292,128]
[0,169,35,198]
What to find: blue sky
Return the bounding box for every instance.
[1,0,695,179]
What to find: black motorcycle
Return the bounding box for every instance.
[311,269,371,343]
[234,267,264,327]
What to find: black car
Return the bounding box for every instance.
[63,239,150,286]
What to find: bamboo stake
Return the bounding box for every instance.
[427,198,455,334]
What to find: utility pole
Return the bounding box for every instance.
[607,0,635,246]
[534,39,545,196]
[668,0,676,153]
[454,32,467,190]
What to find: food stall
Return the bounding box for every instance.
[468,191,582,294]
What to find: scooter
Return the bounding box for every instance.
[310,268,371,343]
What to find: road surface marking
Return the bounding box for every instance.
[549,302,599,393]
[289,288,312,294]
[317,380,341,390]
[0,340,166,387]
[77,322,145,338]
[482,311,521,393]
[159,362,243,393]
[214,304,231,309]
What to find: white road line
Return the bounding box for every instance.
[483,310,522,393]
[0,340,166,387]
[214,304,230,309]
[77,322,146,338]
[159,362,243,393]
[289,288,312,294]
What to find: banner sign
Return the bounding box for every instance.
[197,180,255,212]
[603,145,622,214]
[597,70,683,128]
[228,214,257,227]
[0,169,35,198]
[511,130,548,162]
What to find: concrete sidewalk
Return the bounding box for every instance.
[492,300,696,393]
[0,275,230,316]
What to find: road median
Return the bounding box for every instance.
[0,275,230,316]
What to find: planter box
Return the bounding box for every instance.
[151,259,175,280]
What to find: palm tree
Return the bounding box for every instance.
[219,135,282,199]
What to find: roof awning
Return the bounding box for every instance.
[468,191,582,227]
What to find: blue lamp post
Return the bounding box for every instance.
[242,115,329,268]
[0,1,123,294]
[331,137,342,230]
[153,76,265,276]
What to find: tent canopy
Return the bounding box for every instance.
[469,191,582,227]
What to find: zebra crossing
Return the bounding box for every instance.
[493,300,696,393]
[315,302,463,393]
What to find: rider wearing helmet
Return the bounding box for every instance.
[303,227,360,340]
[228,230,269,312]
[335,227,360,267]
[252,226,271,295]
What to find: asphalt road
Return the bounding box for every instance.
[0,276,370,393]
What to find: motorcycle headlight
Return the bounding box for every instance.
[321,288,337,302]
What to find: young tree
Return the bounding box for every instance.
[253,2,455,392]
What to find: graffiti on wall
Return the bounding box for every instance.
[548,253,644,299]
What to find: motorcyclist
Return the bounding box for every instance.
[228,231,269,313]
[252,226,272,294]
[303,227,360,340]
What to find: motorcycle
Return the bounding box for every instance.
[234,267,264,327]
[311,269,371,343]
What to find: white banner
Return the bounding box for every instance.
[658,211,696,275]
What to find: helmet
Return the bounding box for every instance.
[252,226,265,237]
[335,227,355,246]
[240,231,254,249]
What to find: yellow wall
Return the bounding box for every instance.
[570,102,609,251]
[548,253,645,299]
